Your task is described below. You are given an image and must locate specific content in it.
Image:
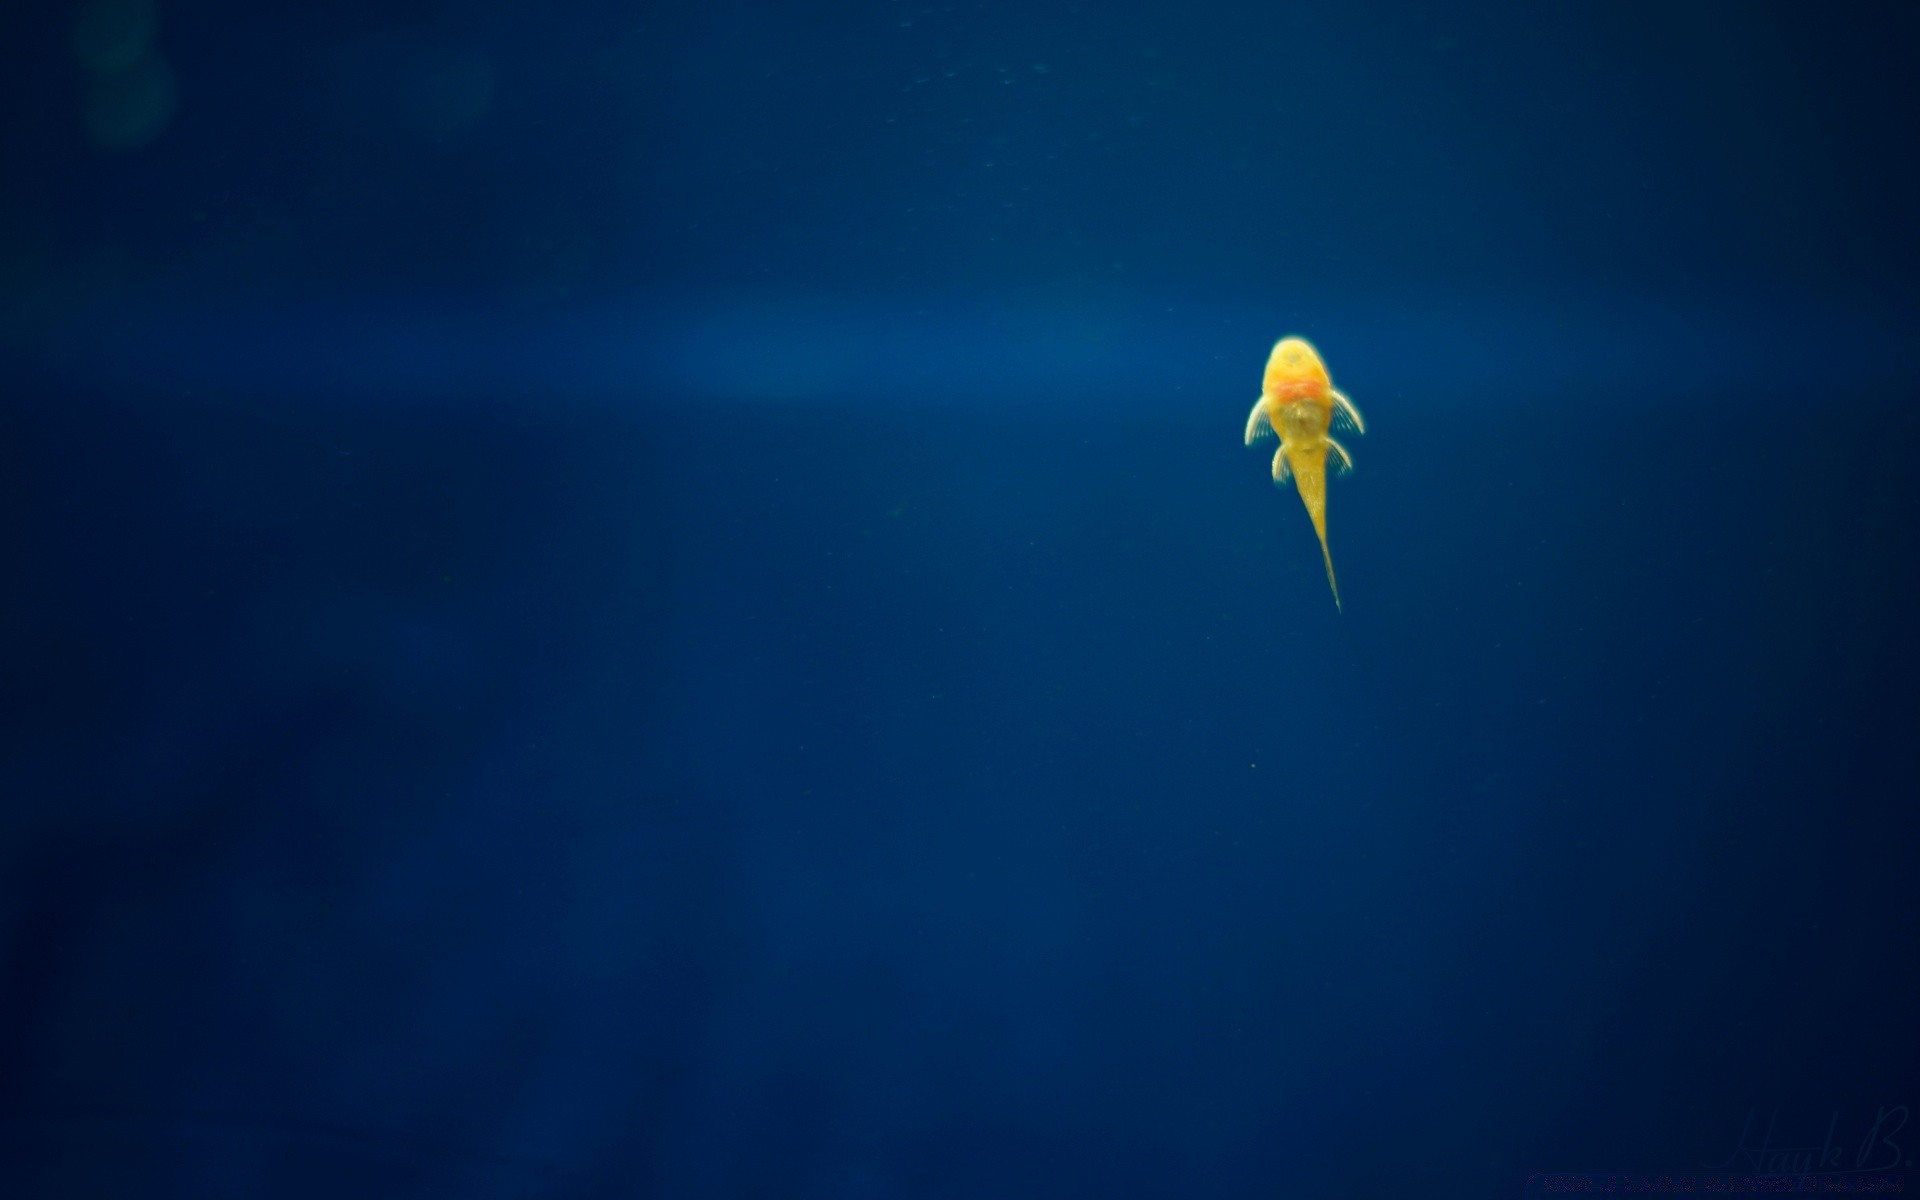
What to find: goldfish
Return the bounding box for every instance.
[1243,336,1365,610]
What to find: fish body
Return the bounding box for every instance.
[1243,336,1365,610]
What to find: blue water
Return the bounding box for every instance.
[1,1,1916,1197]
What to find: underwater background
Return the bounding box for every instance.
[1,0,1916,1196]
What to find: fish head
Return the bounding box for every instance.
[1262,336,1332,404]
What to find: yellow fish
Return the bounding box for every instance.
[1243,336,1366,610]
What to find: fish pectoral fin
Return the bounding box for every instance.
[1244,399,1275,444]
[1330,388,1366,435]
[1270,447,1291,485]
[1326,435,1354,475]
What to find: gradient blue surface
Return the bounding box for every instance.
[1,1,1916,1197]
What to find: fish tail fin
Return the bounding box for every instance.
[1287,443,1340,611]
[1316,523,1341,612]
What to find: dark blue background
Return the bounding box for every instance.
[1,0,1916,1196]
